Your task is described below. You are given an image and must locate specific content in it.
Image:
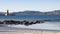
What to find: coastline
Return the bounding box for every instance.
[0,27,60,34]
[0,20,60,34]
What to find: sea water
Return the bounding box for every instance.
[0,14,60,30]
[0,14,60,21]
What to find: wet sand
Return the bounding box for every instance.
[0,27,60,34]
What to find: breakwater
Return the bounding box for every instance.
[0,20,46,26]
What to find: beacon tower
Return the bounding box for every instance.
[5,9,9,16]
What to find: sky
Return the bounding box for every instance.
[0,0,60,12]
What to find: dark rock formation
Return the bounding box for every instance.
[0,20,45,26]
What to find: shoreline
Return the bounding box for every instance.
[1,27,60,31]
[0,21,60,31]
[0,27,60,34]
[0,20,60,34]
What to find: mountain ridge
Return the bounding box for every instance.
[0,10,60,15]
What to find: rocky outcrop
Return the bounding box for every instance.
[0,20,45,26]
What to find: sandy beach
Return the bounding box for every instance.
[0,27,59,34]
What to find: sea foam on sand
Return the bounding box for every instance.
[6,22,60,30]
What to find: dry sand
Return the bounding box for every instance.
[0,27,60,34]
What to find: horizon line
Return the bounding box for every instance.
[0,9,60,13]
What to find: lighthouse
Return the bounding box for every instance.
[5,9,9,16]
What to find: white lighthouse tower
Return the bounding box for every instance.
[5,9,9,16]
